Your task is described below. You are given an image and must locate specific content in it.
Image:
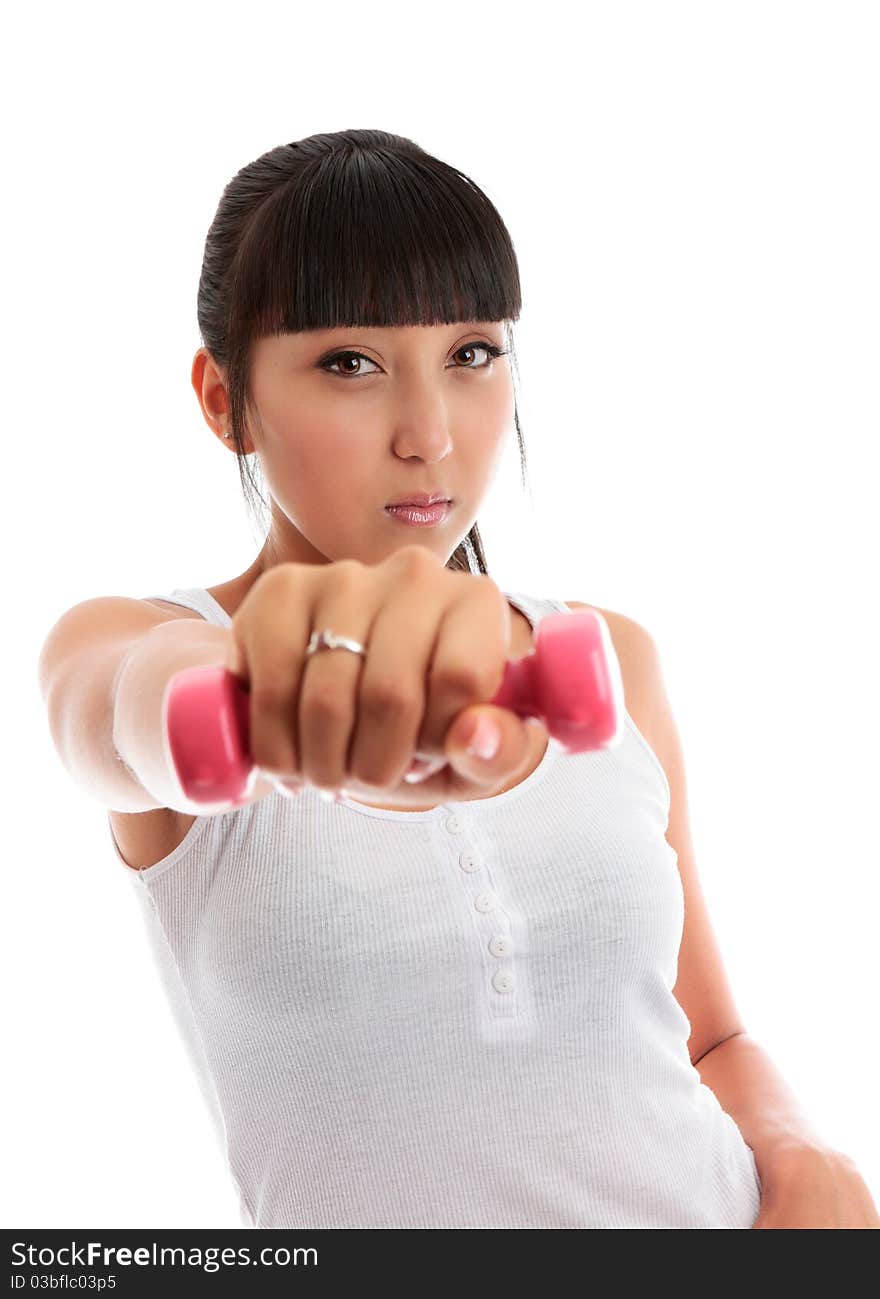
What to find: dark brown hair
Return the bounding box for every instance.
[196,128,529,574]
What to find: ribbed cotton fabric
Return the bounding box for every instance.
[112,586,762,1229]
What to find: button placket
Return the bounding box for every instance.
[441,811,519,1019]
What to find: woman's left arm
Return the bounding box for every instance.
[588,606,880,1229]
[695,1030,879,1228]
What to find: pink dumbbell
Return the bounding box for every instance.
[162,608,625,807]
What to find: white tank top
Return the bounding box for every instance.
[112,586,762,1229]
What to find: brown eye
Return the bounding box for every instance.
[452,344,493,368]
[452,342,508,369]
[320,351,380,377]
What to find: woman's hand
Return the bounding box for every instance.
[752,1143,880,1228]
[224,545,548,808]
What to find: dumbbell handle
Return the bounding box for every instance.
[162,609,624,807]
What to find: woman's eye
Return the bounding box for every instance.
[450,343,499,369]
[320,342,503,379]
[321,351,381,378]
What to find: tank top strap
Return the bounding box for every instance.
[145,587,232,629]
[503,591,572,631]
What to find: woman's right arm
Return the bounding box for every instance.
[37,600,276,816]
[112,617,280,814]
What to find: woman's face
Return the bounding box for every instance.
[194,320,514,568]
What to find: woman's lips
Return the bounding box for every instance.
[384,501,453,527]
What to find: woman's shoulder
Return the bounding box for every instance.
[564,600,641,640]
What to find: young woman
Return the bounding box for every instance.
[39,129,878,1229]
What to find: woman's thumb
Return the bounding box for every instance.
[447,705,543,785]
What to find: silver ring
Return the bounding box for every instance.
[305,628,367,659]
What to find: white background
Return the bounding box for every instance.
[4,0,878,1228]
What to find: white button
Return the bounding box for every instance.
[473,891,498,913]
[458,850,481,873]
[445,814,463,834]
[488,934,511,957]
[492,968,515,993]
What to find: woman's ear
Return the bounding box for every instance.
[191,348,254,454]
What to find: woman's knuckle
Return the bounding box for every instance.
[437,662,488,699]
[303,683,349,726]
[265,562,301,599]
[362,677,414,717]
[249,679,289,713]
[329,558,364,594]
[399,544,440,580]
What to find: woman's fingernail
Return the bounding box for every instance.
[465,714,501,761]
[404,757,434,784]
[274,778,304,799]
[405,755,448,783]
